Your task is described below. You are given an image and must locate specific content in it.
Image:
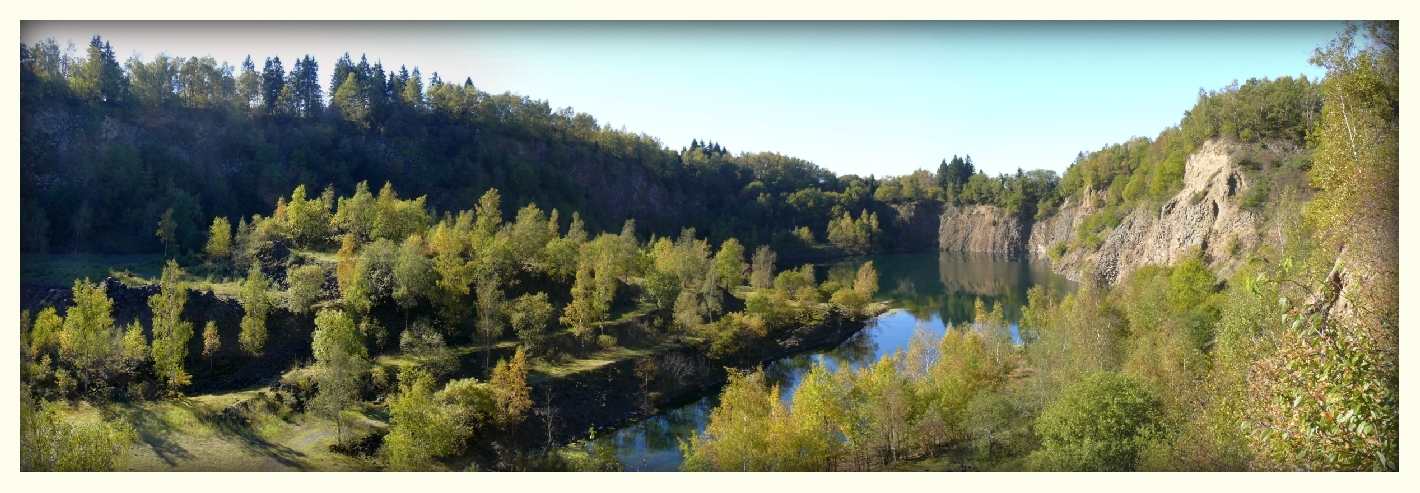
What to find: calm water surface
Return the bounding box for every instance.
[577,251,1075,471]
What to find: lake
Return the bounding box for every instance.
[576,251,1075,471]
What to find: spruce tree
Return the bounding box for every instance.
[260,56,285,111]
[329,52,355,97]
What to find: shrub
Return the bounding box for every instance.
[399,319,457,378]
[596,334,618,350]
[963,390,1029,460]
[286,264,327,314]
[1167,257,1217,312]
[1028,372,1164,471]
[21,393,137,471]
[1240,179,1271,212]
[1048,242,1068,262]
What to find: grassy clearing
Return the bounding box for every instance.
[293,249,339,264]
[374,339,518,369]
[529,341,679,383]
[185,278,245,299]
[49,384,383,471]
[21,253,249,298]
[21,253,166,286]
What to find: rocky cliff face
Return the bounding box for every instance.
[932,139,1262,285]
[569,163,686,232]
[1025,192,1100,259]
[937,205,1028,255]
[1049,140,1262,285]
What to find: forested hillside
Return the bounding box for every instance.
[18,21,1398,472]
[21,34,1325,262]
[20,40,868,258]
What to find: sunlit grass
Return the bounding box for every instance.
[293,249,339,264]
[34,366,385,471]
[529,341,680,382]
[98,392,375,471]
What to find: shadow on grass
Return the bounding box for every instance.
[207,410,312,470]
[103,402,194,467]
[106,398,314,470]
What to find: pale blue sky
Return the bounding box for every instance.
[22,21,1344,178]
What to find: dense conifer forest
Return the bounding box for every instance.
[19,21,1397,472]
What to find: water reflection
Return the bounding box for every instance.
[578,251,1074,471]
[584,397,718,472]
[835,251,1075,325]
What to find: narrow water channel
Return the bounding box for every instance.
[577,251,1076,471]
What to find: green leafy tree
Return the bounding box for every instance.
[508,203,552,272]
[1167,257,1216,312]
[681,369,784,471]
[287,264,327,314]
[489,347,532,431]
[560,261,604,340]
[283,185,332,248]
[125,52,179,109]
[156,208,177,258]
[202,321,220,371]
[399,319,457,378]
[672,286,706,334]
[28,307,63,361]
[429,223,473,324]
[149,260,194,390]
[59,279,116,394]
[371,182,430,242]
[346,238,398,319]
[333,182,377,241]
[853,261,878,298]
[205,216,232,264]
[640,268,681,329]
[542,212,583,282]
[781,363,848,470]
[238,265,272,356]
[311,309,367,447]
[509,292,553,354]
[382,369,470,471]
[1029,372,1164,471]
[392,235,435,315]
[235,55,260,110]
[117,320,150,379]
[312,308,368,364]
[962,390,1025,461]
[332,72,368,129]
[826,210,880,254]
[830,288,869,319]
[714,238,746,291]
[68,35,127,104]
